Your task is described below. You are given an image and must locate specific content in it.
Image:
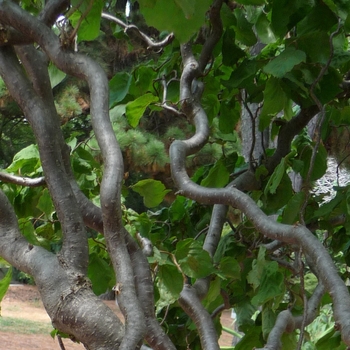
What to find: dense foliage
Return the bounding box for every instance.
[1,0,350,349]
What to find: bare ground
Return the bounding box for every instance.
[0,285,234,349]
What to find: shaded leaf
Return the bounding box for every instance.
[88,252,115,295]
[282,191,306,224]
[109,72,132,108]
[201,159,230,188]
[251,261,284,306]
[156,264,183,312]
[263,47,306,78]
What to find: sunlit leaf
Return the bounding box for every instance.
[175,239,215,278]
[0,267,12,306]
[125,93,158,128]
[48,63,66,88]
[139,0,212,43]
[131,179,171,208]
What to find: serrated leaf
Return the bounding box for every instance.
[251,261,284,306]
[125,93,158,128]
[175,239,214,278]
[131,179,171,208]
[109,72,132,108]
[264,47,306,78]
[201,159,230,188]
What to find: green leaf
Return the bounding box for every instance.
[219,101,240,133]
[109,72,132,108]
[219,257,241,279]
[156,264,183,312]
[48,63,66,88]
[235,0,265,4]
[70,0,103,42]
[264,158,286,195]
[222,28,246,66]
[263,173,293,213]
[131,179,171,208]
[235,325,263,350]
[255,12,276,44]
[202,94,220,123]
[88,252,115,295]
[262,306,276,339]
[225,59,259,89]
[6,144,40,173]
[129,66,157,97]
[0,267,12,304]
[297,32,330,64]
[247,246,267,290]
[251,261,284,306]
[259,78,289,130]
[299,144,327,181]
[19,218,40,246]
[175,239,215,278]
[263,47,306,78]
[282,192,306,224]
[139,0,212,43]
[125,93,158,128]
[281,332,298,350]
[37,189,54,218]
[234,8,257,46]
[201,159,230,188]
[169,196,188,222]
[271,0,299,38]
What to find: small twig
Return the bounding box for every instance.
[57,335,67,350]
[0,172,46,187]
[296,250,307,350]
[300,19,342,224]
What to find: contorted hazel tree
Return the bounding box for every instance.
[1,0,350,349]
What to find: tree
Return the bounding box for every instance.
[1,0,350,349]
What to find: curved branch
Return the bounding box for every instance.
[101,12,174,50]
[0,45,89,274]
[179,284,220,350]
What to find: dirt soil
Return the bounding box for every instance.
[0,285,235,349]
